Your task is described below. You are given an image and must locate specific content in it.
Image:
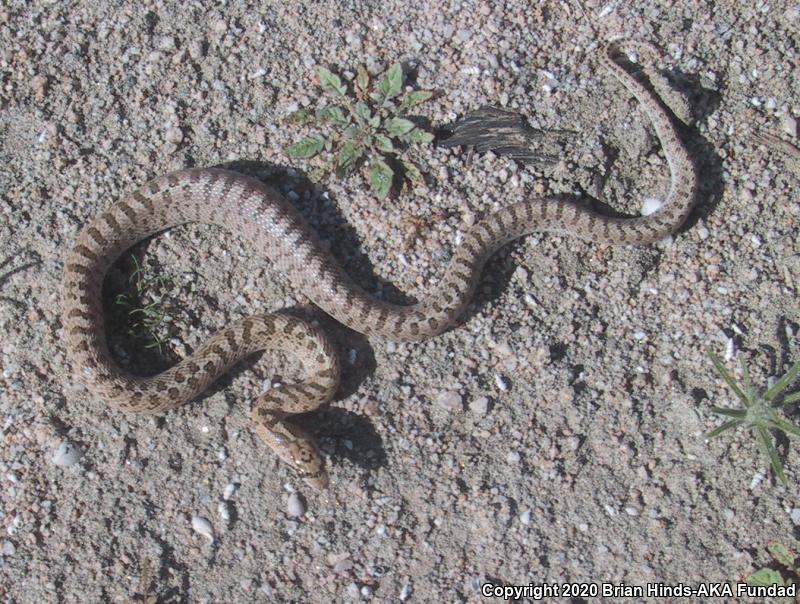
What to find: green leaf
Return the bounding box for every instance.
[336,141,363,176]
[399,90,433,109]
[356,64,370,96]
[781,391,800,404]
[706,419,742,438]
[384,117,415,137]
[707,349,750,407]
[374,135,394,153]
[354,102,372,126]
[710,406,747,419]
[406,128,435,144]
[756,426,786,483]
[377,63,403,102]
[401,160,423,184]
[344,125,361,139]
[771,417,800,438]
[369,160,393,198]
[747,567,785,587]
[318,67,346,96]
[317,106,350,127]
[285,108,314,124]
[765,359,800,401]
[767,542,796,570]
[285,134,326,158]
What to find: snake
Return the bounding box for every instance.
[62,43,697,489]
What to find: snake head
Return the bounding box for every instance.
[289,440,329,490]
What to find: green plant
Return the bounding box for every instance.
[113,256,176,354]
[747,542,799,603]
[706,349,800,484]
[285,61,435,198]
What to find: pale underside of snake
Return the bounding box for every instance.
[62,43,698,489]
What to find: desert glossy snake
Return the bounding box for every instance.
[63,43,698,488]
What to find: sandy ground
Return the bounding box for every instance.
[1,1,799,602]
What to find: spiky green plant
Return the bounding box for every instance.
[285,61,435,198]
[112,256,176,354]
[706,349,800,484]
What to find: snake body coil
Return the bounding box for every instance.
[62,44,697,488]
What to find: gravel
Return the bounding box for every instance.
[1,1,798,602]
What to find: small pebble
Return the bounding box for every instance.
[780,113,797,137]
[2,541,15,556]
[494,375,510,392]
[51,441,82,467]
[399,579,413,601]
[641,197,664,216]
[223,483,238,500]
[217,502,230,523]
[191,516,214,543]
[469,396,489,414]
[437,390,462,411]
[287,492,305,517]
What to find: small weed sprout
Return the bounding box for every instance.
[285,61,435,198]
[113,256,176,354]
[706,349,800,484]
[746,542,799,602]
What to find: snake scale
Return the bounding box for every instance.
[62,43,697,489]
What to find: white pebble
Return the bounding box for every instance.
[217,502,230,523]
[469,396,489,414]
[524,293,539,308]
[519,509,531,525]
[437,391,462,411]
[749,468,767,490]
[790,508,800,525]
[191,516,214,543]
[399,579,413,601]
[780,113,797,137]
[164,127,183,144]
[287,492,305,517]
[2,540,15,556]
[641,197,663,216]
[360,585,373,597]
[724,337,736,361]
[52,441,82,467]
[506,450,520,463]
[223,482,238,500]
[494,374,510,391]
